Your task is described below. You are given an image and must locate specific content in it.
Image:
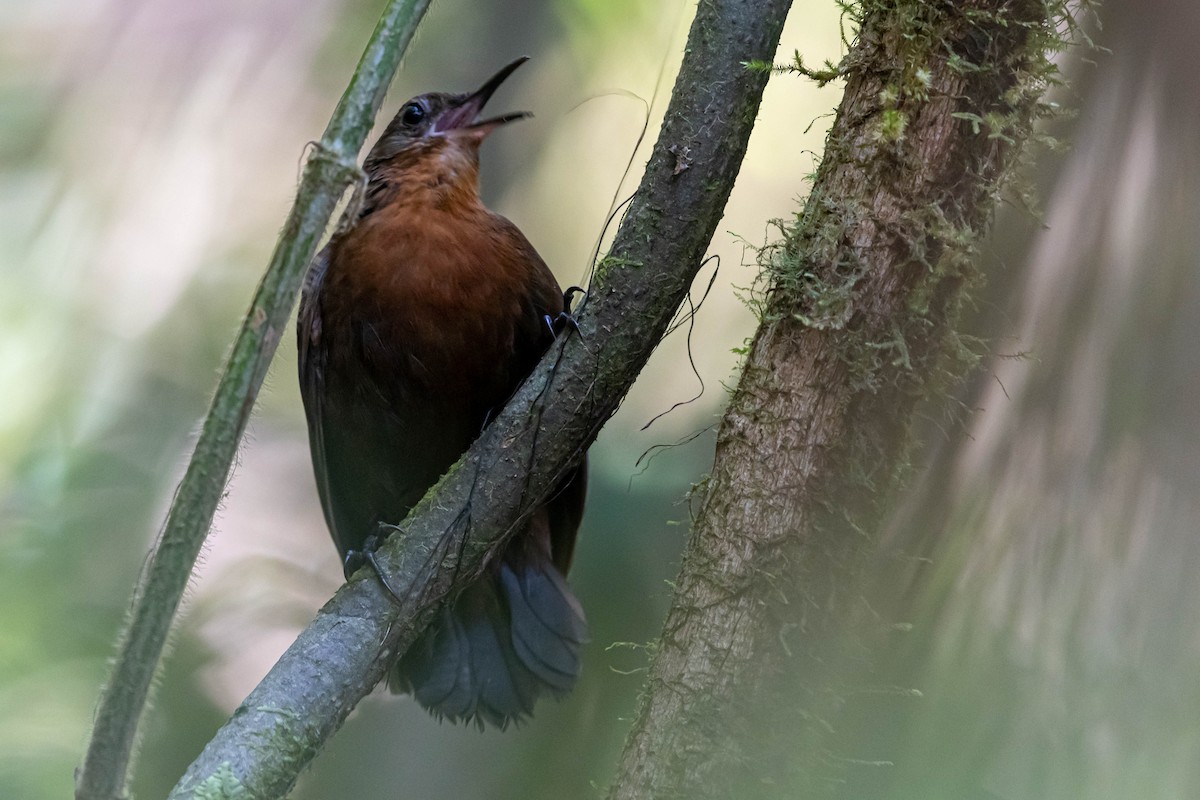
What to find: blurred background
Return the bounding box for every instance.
[0,0,1196,798]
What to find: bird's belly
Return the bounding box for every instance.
[317,298,526,551]
[319,376,483,557]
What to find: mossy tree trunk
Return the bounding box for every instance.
[609,1,1082,797]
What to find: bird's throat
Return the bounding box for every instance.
[368,138,484,214]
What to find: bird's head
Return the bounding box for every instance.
[364,56,531,181]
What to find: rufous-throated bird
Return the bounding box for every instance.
[297,57,587,728]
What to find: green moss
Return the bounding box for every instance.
[189,764,251,800]
[594,254,645,286]
[876,107,909,142]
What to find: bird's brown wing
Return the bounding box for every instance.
[488,218,588,572]
[297,245,341,544]
[546,459,587,573]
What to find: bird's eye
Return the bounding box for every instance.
[401,102,426,127]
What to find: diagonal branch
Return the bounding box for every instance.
[168,0,794,796]
[75,3,432,799]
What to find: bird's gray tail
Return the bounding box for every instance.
[390,557,587,728]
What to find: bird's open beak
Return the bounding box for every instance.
[434,56,532,137]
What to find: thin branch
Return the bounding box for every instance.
[74,3,432,799]
[168,0,793,796]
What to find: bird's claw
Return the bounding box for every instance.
[545,288,587,339]
[563,286,586,312]
[340,532,382,578]
[544,311,582,338]
[344,531,406,605]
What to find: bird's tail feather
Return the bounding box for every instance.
[391,558,587,728]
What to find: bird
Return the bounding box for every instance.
[296,57,587,728]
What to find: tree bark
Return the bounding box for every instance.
[609,2,1082,797]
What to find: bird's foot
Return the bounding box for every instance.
[544,287,587,338]
[543,311,579,338]
[345,531,407,605]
